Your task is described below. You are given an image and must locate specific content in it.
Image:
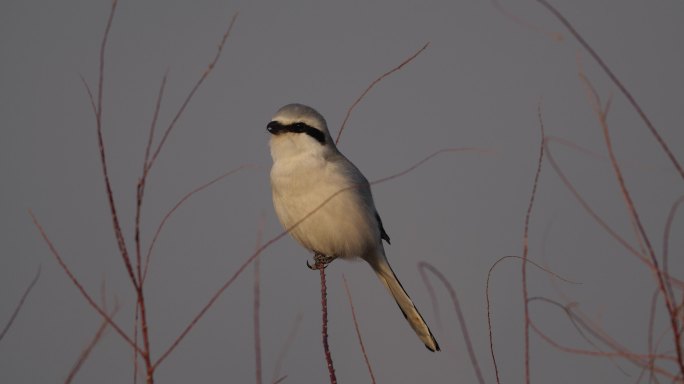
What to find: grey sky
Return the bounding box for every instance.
[1,1,683,383]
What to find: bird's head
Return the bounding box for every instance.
[267,104,335,160]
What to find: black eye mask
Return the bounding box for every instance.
[267,121,326,145]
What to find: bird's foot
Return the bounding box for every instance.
[306,253,336,270]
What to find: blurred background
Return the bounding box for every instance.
[1,0,683,382]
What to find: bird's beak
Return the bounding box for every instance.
[267,121,283,135]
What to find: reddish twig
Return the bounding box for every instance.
[335,43,430,145]
[647,289,661,382]
[146,13,238,172]
[486,255,577,384]
[152,225,294,369]
[520,102,546,384]
[417,263,443,331]
[662,195,684,304]
[29,211,143,356]
[253,219,265,384]
[271,313,303,384]
[133,301,140,384]
[490,0,563,41]
[81,2,155,379]
[536,0,684,181]
[418,262,484,384]
[342,275,376,384]
[313,257,337,384]
[0,266,41,342]
[136,72,168,283]
[142,164,254,283]
[65,301,120,384]
[544,137,684,289]
[82,0,139,291]
[143,71,168,172]
[578,71,684,375]
[371,147,492,186]
[528,297,680,380]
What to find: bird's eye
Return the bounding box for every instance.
[291,122,306,132]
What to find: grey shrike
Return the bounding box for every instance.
[267,103,440,352]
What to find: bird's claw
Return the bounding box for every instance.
[306,260,318,270]
[307,253,335,270]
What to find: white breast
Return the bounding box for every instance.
[270,148,380,260]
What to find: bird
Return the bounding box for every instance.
[266,103,439,352]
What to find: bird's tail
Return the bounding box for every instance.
[369,253,440,352]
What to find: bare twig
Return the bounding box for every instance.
[536,0,684,180]
[271,314,303,384]
[528,297,679,380]
[253,219,265,384]
[336,43,430,145]
[0,266,41,342]
[662,195,684,304]
[142,164,254,283]
[371,147,492,186]
[147,13,239,171]
[314,259,336,384]
[342,275,376,384]
[544,137,684,289]
[520,102,546,384]
[83,0,139,291]
[578,71,684,374]
[136,72,168,283]
[307,254,337,383]
[65,302,120,384]
[418,263,443,331]
[418,262,484,384]
[490,0,564,41]
[486,254,577,384]
[29,210,143,356]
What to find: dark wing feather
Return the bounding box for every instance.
[375,211,391,244]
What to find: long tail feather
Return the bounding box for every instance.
[370,253,440,352]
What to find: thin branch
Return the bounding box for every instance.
[342,275,376,384]
[528,297,679,380]
[271,313,303,384]
[85,0,139,291]
[142,164,254,282]
[253,219,265,384]
[417,263,443,331]
[0,266,41,342]
[371,147,493,186]
[662,195,684,305]
[65,302,120,384]
[418,262,484,384]
[135,72,169,283]
[29,210,143,356]
[545,137,684,289]
[313,257,336,384]
[536,0,684,180]
[490,0,564,42]
[532,297,631,376]
[578,72,684,374]
[521,102,546,384]
[335,42,430,145]
[147,13,239,172]
[143,71,168,172]
[486,255,577,384]
[153,228,290,369]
